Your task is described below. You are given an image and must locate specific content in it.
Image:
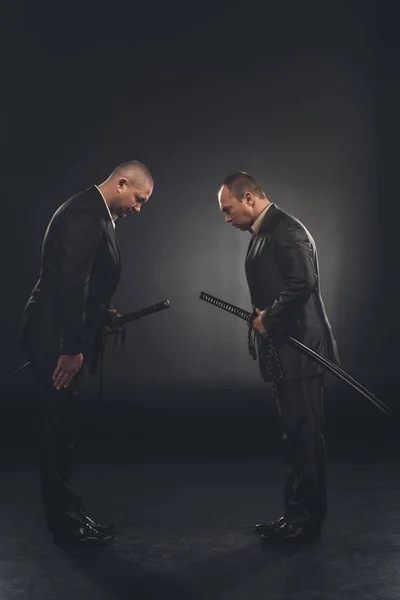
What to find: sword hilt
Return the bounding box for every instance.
[199,292,253,322]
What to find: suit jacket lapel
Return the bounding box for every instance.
[245,234,263,294]
[85,186,122,278]
[245,233,256,290]
[245,204,278,292]
[106,222,122,278]
[246,232,256,259]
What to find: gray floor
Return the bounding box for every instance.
[0,450,399,600]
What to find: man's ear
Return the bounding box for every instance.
[244,192,255,206]
[117,177,128,192]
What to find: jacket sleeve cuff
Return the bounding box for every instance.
[59,336,82,356]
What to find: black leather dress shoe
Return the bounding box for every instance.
[254,517,286,535]
[260,522,321,541]
[85,515,120,533]
[53,523,116,546]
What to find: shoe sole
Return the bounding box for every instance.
[254,522,285,535]
[261,530,321,542]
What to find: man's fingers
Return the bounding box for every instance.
[54,371,66,389]
[53,369,64,385]
[65,370,80,388]
[56,373,68,389]
[57,372,72,389]
[59,376,70,389]
[54,369,78,389]
[52,354,82,388]
[62,374,75,389]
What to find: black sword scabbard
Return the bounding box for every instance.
[116,299,170,327]
[199,291,392,417]
[7,361,32,380]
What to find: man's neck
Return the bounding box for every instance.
[250,201,272,234]
[253,201,270,222]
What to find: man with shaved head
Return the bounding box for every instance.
[20,161,153,546]
[218,172,339,542]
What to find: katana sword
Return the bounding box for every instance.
[199,291,391,417]
[104,299,170,329]
[7,299,170,380]
[117,299,170,325]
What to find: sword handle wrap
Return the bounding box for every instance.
[199,292,252,322]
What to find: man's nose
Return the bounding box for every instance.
[225,214,231,222]
[134,204,141,213]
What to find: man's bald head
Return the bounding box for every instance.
[109,161,153,189]
[218,171,269,232]
[99,160,154,220]
[219,172,266,202]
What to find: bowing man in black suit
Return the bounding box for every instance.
[20,161,153,545]
[218,172,339,541]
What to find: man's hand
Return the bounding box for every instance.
[252,308,268,338]
[103,308,120,334]
[53,353,83,390]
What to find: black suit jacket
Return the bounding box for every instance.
[20,186,121,371]
[245,203,339,381]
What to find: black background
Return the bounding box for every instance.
[2,0,399,454]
